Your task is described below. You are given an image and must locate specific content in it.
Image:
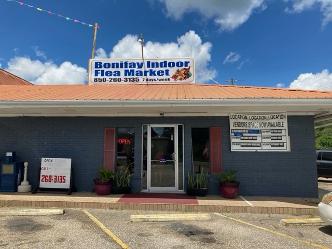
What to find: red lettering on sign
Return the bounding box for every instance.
[53,175,66,183]
[41,175,66,184]
[117,138,131,145]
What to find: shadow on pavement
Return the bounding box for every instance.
[318,179,332,183]
[319,226,332,236]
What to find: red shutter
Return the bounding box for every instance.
[210,127,222,173]
[104,128,116,170]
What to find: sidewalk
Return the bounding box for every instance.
[0,192,318,215]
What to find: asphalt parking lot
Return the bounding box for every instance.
[0,209,118,249]
[0,208,331,249]
[0,180,331,249]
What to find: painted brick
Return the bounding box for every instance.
[0,116,317,197]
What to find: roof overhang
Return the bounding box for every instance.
[0,98,331,117]
[315,112,332,128]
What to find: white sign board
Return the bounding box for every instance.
[39,158,71,189]
[89,58,195,84]
[229,113,289,152]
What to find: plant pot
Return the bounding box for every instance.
[94,182,112,195]
[220,182,239,199]
[112,186,131,194]
[187,188,208,197]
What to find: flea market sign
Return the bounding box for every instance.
[89,58,195,84]
[229,113,289,152]
[39,158,71,189]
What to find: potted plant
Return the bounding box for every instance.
[217,170,239,199]
[94,167,114,195]
[187,169,208,196]
[113,166,132,194]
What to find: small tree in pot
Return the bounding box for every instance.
[113,166,132,194]
[94,167,114,195]
[217,170,239,199]
[187,169,208,196]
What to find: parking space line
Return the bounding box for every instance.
[214,213,329,249]
[239,195,254,206]
[83,210,129,249]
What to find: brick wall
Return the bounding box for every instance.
[0,116,317,197]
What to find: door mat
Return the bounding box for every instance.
[117,193,198,205]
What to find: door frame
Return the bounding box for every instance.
[144,124,183,193]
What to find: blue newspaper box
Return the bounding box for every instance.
[0,152,20,192]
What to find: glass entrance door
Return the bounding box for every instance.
[147,125,178,192]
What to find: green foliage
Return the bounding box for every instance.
[114,166,132,187]
[188,169,208,189]
[315,127,332,149]
[217,170,237,183]
[98,167,114,183]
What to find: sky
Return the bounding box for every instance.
[0,0,332,90]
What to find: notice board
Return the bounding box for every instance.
[229,113,289,152]
[39,158,71,189]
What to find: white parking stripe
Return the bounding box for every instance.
[214,213,329,249]
[239,195,254,206]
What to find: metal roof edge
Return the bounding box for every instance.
[0,98,331,108]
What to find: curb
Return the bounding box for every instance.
[0,208,64,216]
[280,217,324,226]
[130,213,211,222]
[0,200,317,215]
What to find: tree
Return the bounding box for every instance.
[315,126,332,149]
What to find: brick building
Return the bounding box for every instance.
[0,70,331,197]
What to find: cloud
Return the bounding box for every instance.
[6,57,87,84]
[276,83,286,88]
[237,59,250,70]
[95,48,108,59]
[98,30,216,82]
[32,46,47,60]
[4,31,214,84]
[286,0,332,27]
[223,52,241,64]
[157,0,266,31]
[289,69,332,90]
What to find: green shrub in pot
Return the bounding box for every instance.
[94,167,114,195]
[113,166,132,194]
[187,169,208,196]
[217,170,239,199]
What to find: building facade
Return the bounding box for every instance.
[0,81,331,197]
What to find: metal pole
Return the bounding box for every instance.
[138,34,146,83]
[91,23,98,59]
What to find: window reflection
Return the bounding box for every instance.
[192,128,210,173]
[116,128,135,172]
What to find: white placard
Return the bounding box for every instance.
[39,158,71,189]
[229,113,289,152]
[89,58,195,84]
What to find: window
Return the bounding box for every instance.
[192,128,210,173]
[322,152,332,161]
[317,152,322,160]
[142,125,148,190]
[116,128,135,172]
[178,125,184,190]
